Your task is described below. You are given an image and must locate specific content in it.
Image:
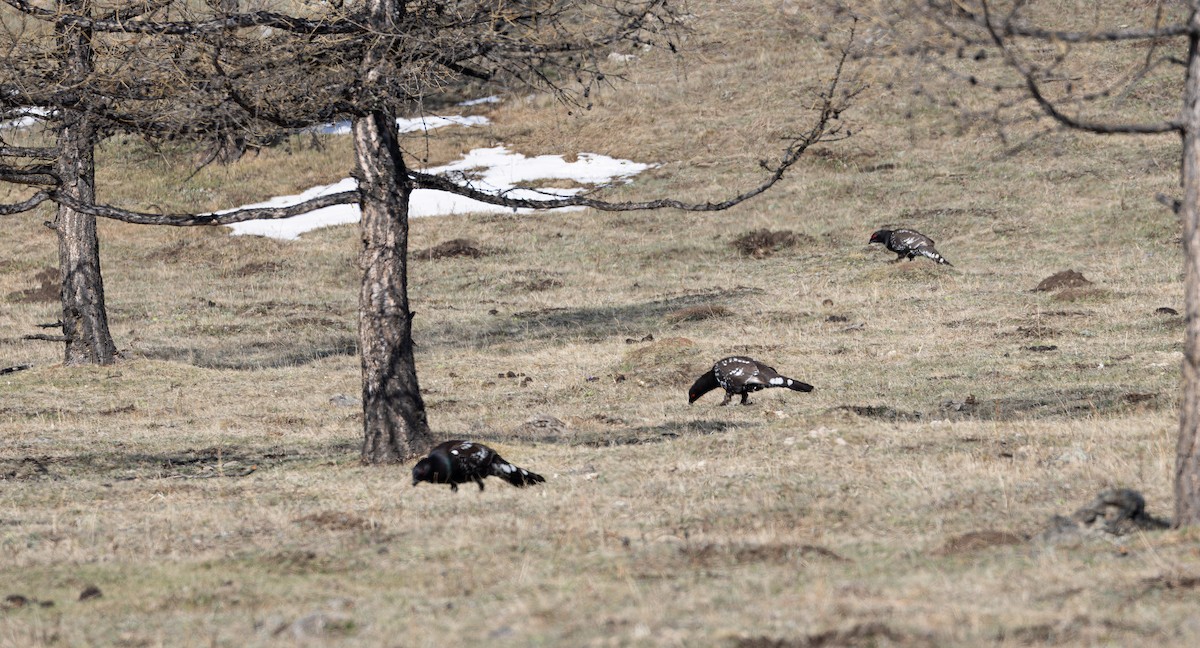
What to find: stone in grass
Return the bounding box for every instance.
[1038,488,1169,545]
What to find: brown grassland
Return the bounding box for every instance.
[4,1,1200,645]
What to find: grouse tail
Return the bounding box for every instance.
[490,456,546,487]
[783,377,815,392]
[920,249,952,266]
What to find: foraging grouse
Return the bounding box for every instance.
[412,440,545,492]
[869,228,952,266]
[688,356,814,406]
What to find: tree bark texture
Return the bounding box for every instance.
[55,4,117,366]
[1178,10,1200,527]
[353,109,434,463]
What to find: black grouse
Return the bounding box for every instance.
[688,356,814,406]
[869,228,952,266]
[412,440,545,492]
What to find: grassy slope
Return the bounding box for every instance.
[3,1,1200,645]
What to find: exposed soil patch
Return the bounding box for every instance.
[804,146,880,170]
[6,267,58,303]
[899,206,999,220]
[941,388,1164,420]
[0,443,353,481]
[1138,573,1200,600]
[833,405,922,421]
[680,542,849,567]
[1034,269,1092,292]
[731,229,810,258]
[413,238,486,260]
[737,622,935,648]
[226,261,285,277]
[1013,323,1058,338]
[936,530,1027,555]
[619,336,705,387]
[464,288,762,347]
[1053,287,1109,302]
[136,335,357,369]
[665,304,732,323]
[0,456,55,481]
[502,269,563,293]
[294,511,375,532]
[506,414,571,443]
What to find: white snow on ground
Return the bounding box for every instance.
[0,108,51,130]
[226,145,652,240]
[312,114,489,136]
[457,96,501,106]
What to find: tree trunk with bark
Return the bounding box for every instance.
[54,3,116,366]
[1177,10,1200,527]
[353,110,434,463]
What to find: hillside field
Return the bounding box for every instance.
[3,1,1200,646]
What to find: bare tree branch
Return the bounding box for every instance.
[51,190,360,226]
[0,191,51,215]
[0,145,57,159]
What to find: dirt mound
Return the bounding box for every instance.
[1034,269,1092,292]
[6,267,58,303]
[413,238,485,260]
[731,229,809,258]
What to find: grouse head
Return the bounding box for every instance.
[687,370,721,404]
[411,454,450,486]
[869,229,891,244]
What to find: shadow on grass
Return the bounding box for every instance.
[1,440,359,481]
[422,287,763,349]
[135,336,358,370]
[477,418,748,447]
[840,387,1164,423]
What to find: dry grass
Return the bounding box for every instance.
[3,1,1200,646]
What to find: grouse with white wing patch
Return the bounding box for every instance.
[412,440,545,492]
[869,228,952,266]
[688,356,814,406]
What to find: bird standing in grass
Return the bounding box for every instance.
[869,228,952,266]
[688,356,814,406]
[412,440,545,492]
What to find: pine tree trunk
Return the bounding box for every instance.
[54,3,116,366]
[1176,10,1200,527]
[353,110,434,463]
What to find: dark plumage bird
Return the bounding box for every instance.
[688,356,814,406]
[869,228,952,266]
[412,440,545,492]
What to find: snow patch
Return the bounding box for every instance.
[227,145,652,240]
[458,96,501,106]
[312,114,489,136]
[1,108,51,130]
